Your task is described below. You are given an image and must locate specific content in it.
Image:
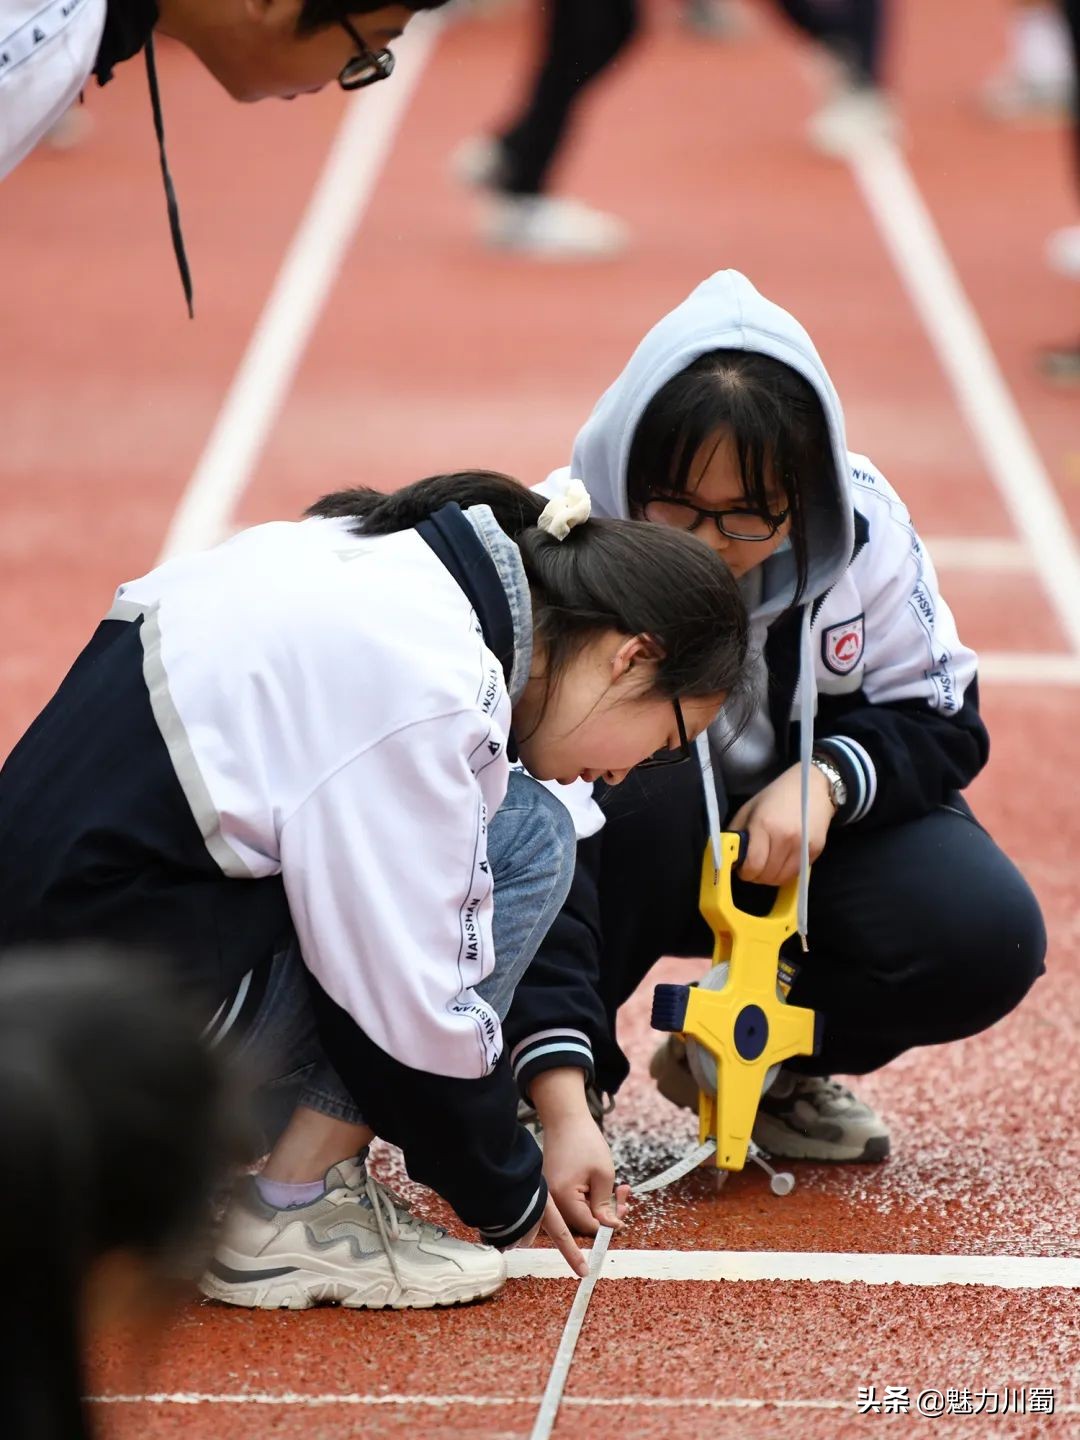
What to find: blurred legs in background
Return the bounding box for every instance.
[454,0,639,259]
[772,0,898,155]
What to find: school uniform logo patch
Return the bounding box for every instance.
[822,614,864,675]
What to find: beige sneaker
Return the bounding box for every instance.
[649,1036,889,1163]
[649,1034,700,1112]
[200,1157,505,1310]
[754,1072,890,1163]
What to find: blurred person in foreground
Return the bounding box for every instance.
[0,0,450,312]
[453,0,639,260]
[0,949,239,1440]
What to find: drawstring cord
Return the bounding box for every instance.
[795,603,816,948]
[144,35,194,317]
[696,605,816,947]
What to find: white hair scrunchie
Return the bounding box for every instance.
[536,478,592,541]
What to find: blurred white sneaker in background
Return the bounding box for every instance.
[982,2,1075,121]
[485,194,628,260]
[452,137,628,259]
[1047,225,1080,280]
[451,134,508,189]
[808,84,900,157]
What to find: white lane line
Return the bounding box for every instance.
[530,1224,612,1440]
[157,14,441,563]
[85,1394,1080,1412]
[976,651,1080,685]
[849,142,1080,656]
[923,536,1032,572]
[506,1248,1080,1287]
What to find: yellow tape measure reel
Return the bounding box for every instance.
[651,832,821,1176]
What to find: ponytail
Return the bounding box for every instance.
[306,471,544,542]
[307,472,750,707]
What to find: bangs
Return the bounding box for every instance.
[626,349,835,607]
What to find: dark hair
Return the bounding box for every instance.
[298,0,451,32]
[306,472,750,708]
[626,350,835,605]
[0,950,242,1440]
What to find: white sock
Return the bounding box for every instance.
[255,1175,326,1210]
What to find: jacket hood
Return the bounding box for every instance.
[567,269,854,617]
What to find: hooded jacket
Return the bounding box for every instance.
[505,270,988,1099]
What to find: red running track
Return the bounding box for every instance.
[2,0,1078,1434]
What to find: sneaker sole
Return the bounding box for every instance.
[199,1259,506,1311]
[751,1118,890,1165]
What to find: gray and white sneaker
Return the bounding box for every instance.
[650,1036,889,1164]
[200,1156,505,1310]
[753,1071,890,1163]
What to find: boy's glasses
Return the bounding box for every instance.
[643,494,789,541]
[338,18,396,90]
[637,699,692,769]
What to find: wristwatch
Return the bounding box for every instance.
[810,752,848,812]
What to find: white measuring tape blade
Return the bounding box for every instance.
[631,1138,718,1195]
[695,731,725,879]
[527,1138,718,1440]
[528,1223,611,1440]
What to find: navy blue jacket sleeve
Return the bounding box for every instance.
[309,980,545,1247]
[814,682,989,831]
[502,833,614,1097]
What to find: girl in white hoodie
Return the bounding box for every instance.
[504,272,1047,1236]
[0,470,750,1306]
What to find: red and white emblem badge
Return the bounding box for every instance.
[822,614,864,675]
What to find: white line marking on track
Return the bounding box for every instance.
[156,15,441,563]
[507,1248,1080,1287]
[923,536,1031,572]
[529,1224,612,1440]
[975,651,1080,685]
[85,1393,1080,1412]
[849,142,1080,656]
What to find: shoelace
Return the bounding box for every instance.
[364,1171,406,1294]
[361,1171,447,1297]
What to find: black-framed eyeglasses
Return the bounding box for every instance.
[636,698,692,770]
[338,17,395,91]
[643,494,790,542]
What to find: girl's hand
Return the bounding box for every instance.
[728,761,836,886]
[541,1110,631,1238]
[525,1067,632,1238]
[511,1196,590,1277]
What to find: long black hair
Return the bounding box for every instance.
[306,471,751,711]
[0,950,242,1440]
[626,350,835,604]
